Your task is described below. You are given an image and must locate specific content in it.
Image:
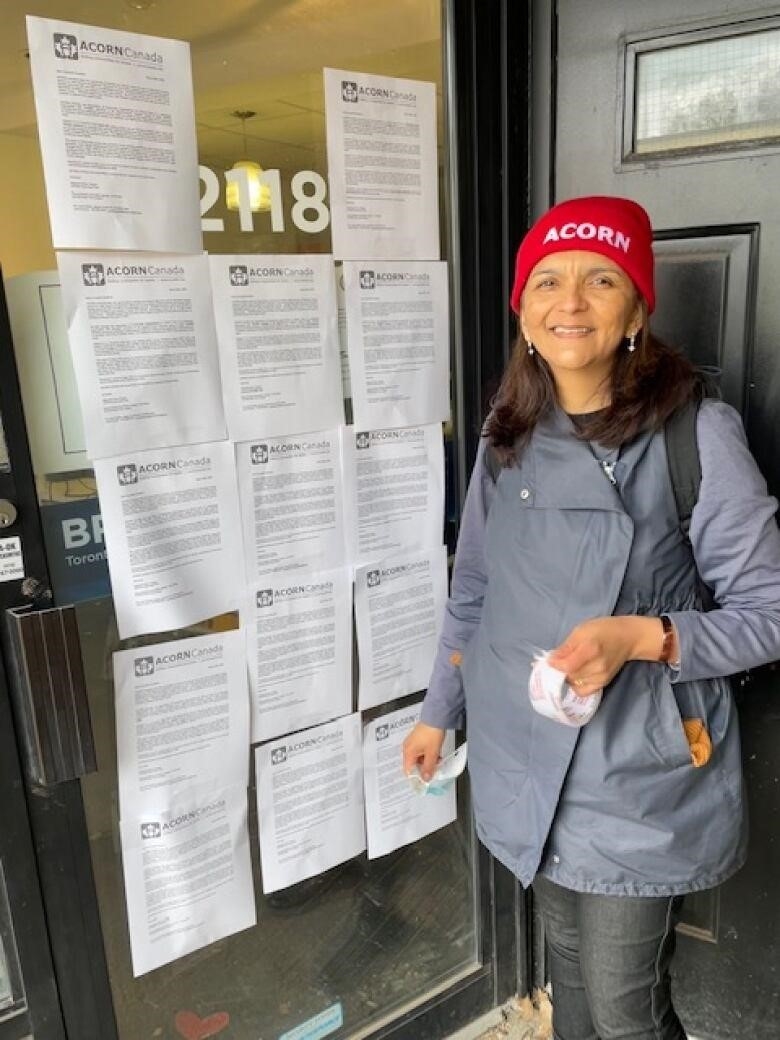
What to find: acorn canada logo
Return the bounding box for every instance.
[117,463,138,486]
[250,444,269,464]
[53,33,79,59]
[141,822,161,840]
[256,589,274,608]
[271,747,288,765]
[342,80,358,103]
[134,656,155,678]
[366,569,381,588]
[359,270,375,289]
[82,263,105,286]
[356,432,370,450]
[229,265,249,287]
[376,724,389,742]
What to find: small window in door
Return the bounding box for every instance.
[622,19,780,161]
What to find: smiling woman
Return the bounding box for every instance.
[404,192,780,1040]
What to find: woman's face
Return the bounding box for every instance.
[520,250,642,387]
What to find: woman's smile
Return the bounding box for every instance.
[549,324,595,336]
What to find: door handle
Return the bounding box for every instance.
[2,603,96,786]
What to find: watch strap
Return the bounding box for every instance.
[659,614,674,664]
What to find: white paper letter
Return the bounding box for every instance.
[236,429,347,580]
[343,424,444,565]
[355,545,448,710]
[94,442,243,638]
[114,629,250,816]
[246,569,352,743]
[27,17,202,252]
[209,254,344,440]
[343,261,450,430]
[57,252,225,459]
[255,714,365,893]
[324,69,439,261]
[120,785,255,976]
[363,705,456,858]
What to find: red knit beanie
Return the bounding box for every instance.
[510,196,655,314]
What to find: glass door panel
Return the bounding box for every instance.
[78,598,478,1037]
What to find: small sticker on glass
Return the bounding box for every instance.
[278,1002,344,1040]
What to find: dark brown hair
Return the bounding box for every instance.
[484,305,704,459]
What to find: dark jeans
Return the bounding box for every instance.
[533,875,688,1040]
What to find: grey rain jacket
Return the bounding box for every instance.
[421,400,780,895]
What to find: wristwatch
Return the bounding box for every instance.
[659,614,675,664]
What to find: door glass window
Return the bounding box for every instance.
[628,23,780,156]
[0,2,478,1038]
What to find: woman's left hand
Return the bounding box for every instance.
[548,615,663,696]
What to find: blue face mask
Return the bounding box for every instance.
[407,743,468,796]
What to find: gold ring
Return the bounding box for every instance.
[575,678,585,687]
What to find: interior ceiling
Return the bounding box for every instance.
[3,0,442,169]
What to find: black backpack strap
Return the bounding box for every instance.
[664,399,702,540]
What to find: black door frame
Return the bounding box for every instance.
[0,1,534,1036]
[445,0,537,1012]
[0,274,77,1040]
[0,274,118,1040]
[431,0,534,1029]
[0,662,63,1040]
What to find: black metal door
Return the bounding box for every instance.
[534,2,780,1036]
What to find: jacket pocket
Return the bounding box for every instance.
[650,672,696,769]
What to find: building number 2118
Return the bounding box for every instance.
[199,165,330,234]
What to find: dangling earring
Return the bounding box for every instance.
[527,343,535,356]
[627,331,637,353]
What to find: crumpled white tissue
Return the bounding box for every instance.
[529,652,602,727]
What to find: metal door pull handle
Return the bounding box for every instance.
[2,603,96,786]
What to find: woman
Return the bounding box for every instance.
[403,196,780,1040]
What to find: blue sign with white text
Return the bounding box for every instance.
[39,497,111,605]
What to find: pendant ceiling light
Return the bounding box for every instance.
[226,110,272,213]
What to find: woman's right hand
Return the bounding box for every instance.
[402,722,446,781]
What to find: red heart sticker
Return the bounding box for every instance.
[174,1010,230,1040]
